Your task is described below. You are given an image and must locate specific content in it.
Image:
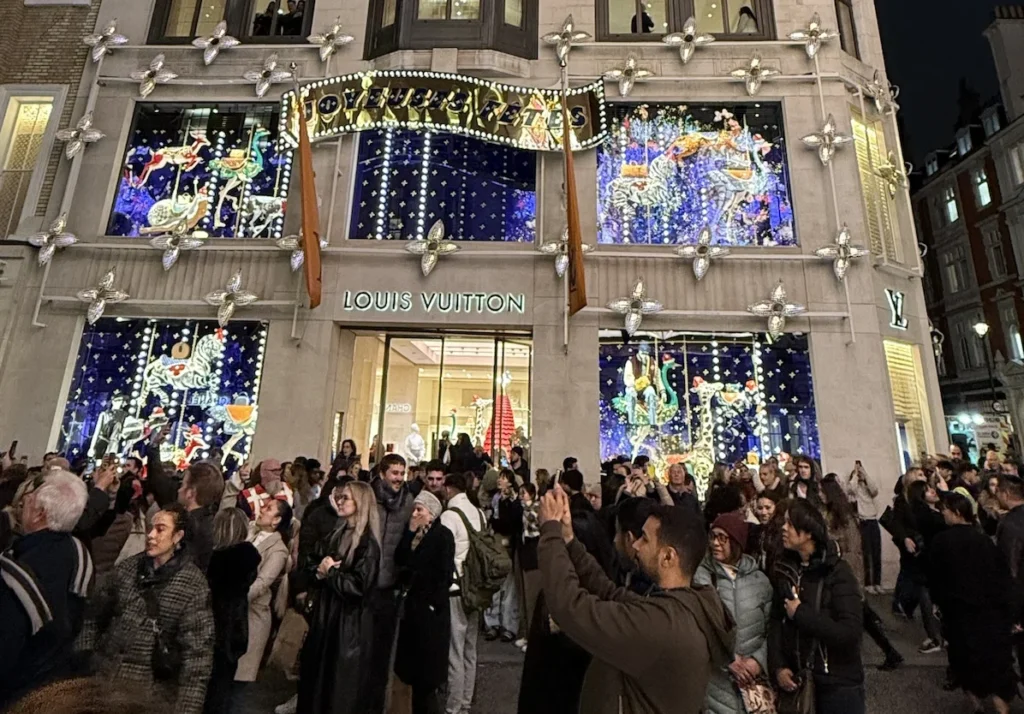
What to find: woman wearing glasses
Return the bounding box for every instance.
[298,481,381,714]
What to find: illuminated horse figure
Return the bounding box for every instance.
[706,131,773,242]
[210,127,271,228]
[130,131,211,188]
[143,330,226,403]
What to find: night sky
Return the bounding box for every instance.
[875,0,1003,165]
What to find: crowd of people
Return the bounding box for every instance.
[4,430,1024,714]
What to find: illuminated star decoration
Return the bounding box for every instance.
[130,54,178,98]
[192,20,240,66]
[541,15,591,68]
[405,220,460,276]
[538,226,592,278]
[55,112,104,160]
[663,16,715,66]
[675,225,729,281]
[82,19,128,63]
[308,18,354,63]
[244,54,293,99]
[149,220,205,271]
[801,114,852,165]
[788,12,838,59]
[730,54,778,96]
[814,224,869,281]
[864,70,900,113]
[204,271,258,327]
[77,268,129,325]
[875,151,910,198]
[277,231,328,272]
[27,213,77,267]
[608,277,663,336]
[603,54,653,98]
[747,281,806,340]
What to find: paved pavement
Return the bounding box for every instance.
[240,594,1024,713]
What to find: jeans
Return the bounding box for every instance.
[863,601,899,658]
[915,584,942,643]
[816,682,865,714]
[893,566,919,617]
[447,597,479,714]
[483,571,519,634]
[859,519,882,587]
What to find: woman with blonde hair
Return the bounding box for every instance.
[298,482,381,714]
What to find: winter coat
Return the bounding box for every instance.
[298,525,380,714]
[373,478,421,589]
[694,555,773,714]
[235,530,290,681]
[206,542,259,665]
[536,523,736,714]
[997,503,1024,618]
[292,499,341,595]
[393,520,455,690]
[92,552,214,714]
[768,541,863,689]
[828,514,864,585]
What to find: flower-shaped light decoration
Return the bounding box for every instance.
[675,225,729,281]
[150,221,204,271]
[130,54,178,98]
[801,114,853,166]
[538,227,592,278]
[55,112,104,160]
[277,232,329,272]
[204,271,258,327]
[663,16,715,66]
[787,13,838,59]
[875,151,911,198]
[603,54,653,98]
[405,220,460,277]
[77,268,129,325]
[747,281,806,340]
[82,19,128,63]
[541,15,591,67]
[244,54,293,99]
[608,277,663,336]
[814,224,869,281]
[192,20,240,66]
[308,18,354,63]
[27,213,77,267]
[864,70,900,114]
[730,54,779,96]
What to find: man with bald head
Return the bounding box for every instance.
[238,458,293,520]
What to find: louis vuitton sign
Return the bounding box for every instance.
[281,70,607,152]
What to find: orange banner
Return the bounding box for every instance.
[296,92,322,310]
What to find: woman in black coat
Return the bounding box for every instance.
[299,482,381,714]
[905,480,946,652]
[928,491,1016,714]
[394,492,455,714]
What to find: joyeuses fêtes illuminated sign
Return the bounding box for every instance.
[342,291,526,315]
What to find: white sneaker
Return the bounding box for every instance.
[514,638,527,648]
[520,642,528,653]
[275,694,298,714]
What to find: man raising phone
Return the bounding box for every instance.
[535,486,735,714]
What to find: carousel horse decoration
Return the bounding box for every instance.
[142,329,226,403]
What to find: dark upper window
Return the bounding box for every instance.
[835,0,859,59]
[364,0,537,59]
[149,0,313,43]
[597,0,775,41]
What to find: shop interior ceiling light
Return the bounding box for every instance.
[83,19,128,63]
[747,281,806,340]
[56,112,104,160]
[800,114,852,166]
[149,220,205,271]
[813,224,868,281]
[27,213,77,267]
[405,220,460,277]
[603,54,653,98]
[542,15,591,67]
[730,54,778,96]
[205,271,258,327]
[244,54,293,99]
[77,268,129,325]
[193,20,240,66]
[675,225,729,281]
[308,17,354,63]
[663,16,715,66]
[788,12,838,59]
[608,277,662,336]
[130,54,179,99]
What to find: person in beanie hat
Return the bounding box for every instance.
[693,512,773,714]
[394,486,455,713]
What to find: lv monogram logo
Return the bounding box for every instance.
[886,289,908,330]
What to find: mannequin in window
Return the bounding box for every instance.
[630,11,655,33]
[404,423,426,466]
[735,6,759,33]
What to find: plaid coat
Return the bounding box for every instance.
[92,552,214,714]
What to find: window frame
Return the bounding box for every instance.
[834,0,860,60]
[956,131,972,157]
[972,167,992,209]
[148,0,315,44]
[595,0,775,42]
[942,185,960,225]
[984,230,1007,279]
[1011,143,1024,186]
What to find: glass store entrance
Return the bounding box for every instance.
[343,332,532,467]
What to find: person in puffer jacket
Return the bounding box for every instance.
[694,512,773,714]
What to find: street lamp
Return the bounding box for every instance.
[973,321,990,338]
[972,320,1000,411]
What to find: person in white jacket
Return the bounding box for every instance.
[843,461,882,594]
[440,472,484,714]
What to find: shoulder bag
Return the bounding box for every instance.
[141,587,182,681]
[777,579,824,714]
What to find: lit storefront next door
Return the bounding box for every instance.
[344,333,532,467]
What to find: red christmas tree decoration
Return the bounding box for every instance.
[484,393,516,455]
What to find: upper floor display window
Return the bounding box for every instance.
[149,0,313,43]
[364,0,536,60]
[107,103,290,239]
[349,129,536,242]
[597,0,775,41]
[597,102,795,246]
